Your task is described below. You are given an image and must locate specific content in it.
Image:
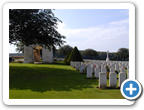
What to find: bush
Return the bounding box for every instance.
[115,70,119,74]
[66,46,83,65]
[53,58,58,61]
[107,72,109,79]
[63,50,71,64]
[106,65,110,72]
[9,57,14,62]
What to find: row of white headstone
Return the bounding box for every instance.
[70,61,129,73]
[70,61,129,88]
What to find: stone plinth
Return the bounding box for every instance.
[24,45,34,63]
[42,47,53,63]
[24,45,53,63]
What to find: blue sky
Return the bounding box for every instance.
[9,9,129,53]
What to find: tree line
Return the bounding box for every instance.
[15,44,129,61]
[54,45,129,61]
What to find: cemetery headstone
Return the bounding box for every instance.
[86,67,93,78]
[119,68,126,87]
[109,68,117,88]
[115,65,119,73]
[127,68,129,79]
[94,67,100,78]
[99,68,107,88]
[76,62,80,71]
[80,64,85,73]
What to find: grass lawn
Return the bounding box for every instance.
[9,62,124,99]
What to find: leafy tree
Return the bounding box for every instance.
[15,42,24,53]
[58,45,73,56]
[82,49,98,59]
[115,48,129,61]
[67,46,83,64]
[98,52,107,60]
[9,9,66,50]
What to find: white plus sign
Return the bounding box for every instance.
[126,83,137,95]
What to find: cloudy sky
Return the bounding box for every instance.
[9,9,129,53]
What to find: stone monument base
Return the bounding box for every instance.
[106,58,110,61]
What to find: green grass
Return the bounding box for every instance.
[9,62,124,99]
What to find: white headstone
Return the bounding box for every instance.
[101,68,106,73]
[80,64,85,73]
[127,68,129,79]
[94,67,100,78]
[99,68,107,88]
[109,68,117,88]
[115,65,119,73]
[119,69,126,87]
[76,62,80,71]
[86,67,93,78]
[87,63,91,68]
[70,61,73,67]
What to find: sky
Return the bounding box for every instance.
[9,9,129,53]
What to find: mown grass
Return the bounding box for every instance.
[9,62,124,99]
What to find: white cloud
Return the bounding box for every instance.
[57,19,129,52]
[109,19,129,26]
[119,10,129,16]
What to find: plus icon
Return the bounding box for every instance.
[126,83,137,95]
[121,79,142,100]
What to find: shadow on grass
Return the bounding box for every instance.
[34,62,69,66]
[96,87,120,90]
[9,66,98,93]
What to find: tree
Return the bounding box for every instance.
[67,46,83,65]
[63,50,71,64]
[58,45,73,56]
[9,9,66,50]
[115,48,129,61]
[15,42,24,53]
[82,49,98,59]
[98,52,107,60]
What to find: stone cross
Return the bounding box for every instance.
[106,50,110,61]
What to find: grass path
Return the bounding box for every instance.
[9,62,124,99]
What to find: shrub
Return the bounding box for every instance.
[66,46,83,65]
[107,72,109,79]
[115,70,119,74]
[63,50,71,64]
[106,65,110,72]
